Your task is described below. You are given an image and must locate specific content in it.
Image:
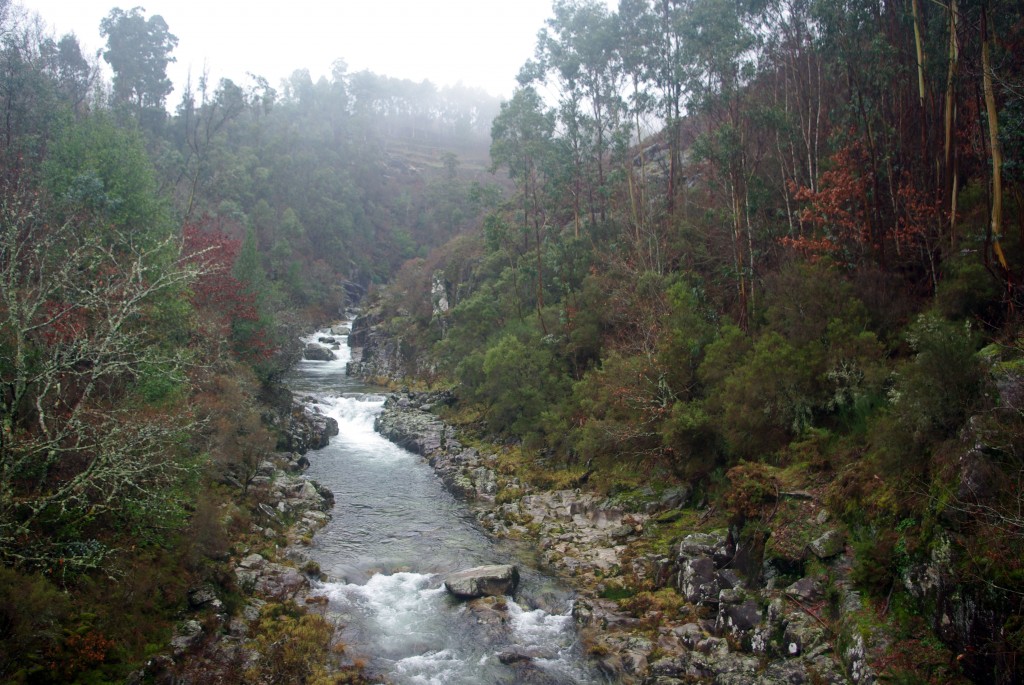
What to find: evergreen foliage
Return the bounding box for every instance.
[2,0,1024,680]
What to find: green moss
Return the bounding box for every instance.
[599,585,636,601]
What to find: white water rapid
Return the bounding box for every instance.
[288,324,605,685]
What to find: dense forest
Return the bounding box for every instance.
[0,1,502,682]
[1,0,1023,682]
[362,0,1024,682]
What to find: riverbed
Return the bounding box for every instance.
[288,325,605,684]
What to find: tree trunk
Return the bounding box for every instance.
[982,4,1009,273]
[944,0,959,248]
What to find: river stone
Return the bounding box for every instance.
[303,343,336,361]
[239,553,267,570]
[444,564,520,598]
[785,575,823,603]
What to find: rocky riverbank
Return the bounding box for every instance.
[372,390,877,685]
[132,394,349,685]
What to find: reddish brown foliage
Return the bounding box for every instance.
[182,218,275,363]
[785,138,946,280]
[787,140,872,259]
[47,630,114,678]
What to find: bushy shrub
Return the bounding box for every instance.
[468,334,568,440]
[0,568,69,682]
[706,332,825,458]
[890,313,982,444]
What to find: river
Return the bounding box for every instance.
[287,323,606,685]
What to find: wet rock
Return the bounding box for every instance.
[444,564,520,598]
[786,576,823,604]
[673,622,705,648]
[681,556,720,604]
[239,553,267,570]
[170,619,203,656]
[808,530,845,559]
[278,400,339,453]
[660,485,692,510]
[498,650,533,664]
[187,584,222,610]
[375,395,446,456]
[257,503,279,522]
[719,568,744,590]
[716,594,762,634]
[677,530,729,561]
[609,523,635,540]
[783,611,827,658]
[303,342,336,361]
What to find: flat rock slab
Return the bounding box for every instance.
[444,564,520,599]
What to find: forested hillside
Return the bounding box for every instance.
[0,1,502,681]
[2,0,1024,681]
[356,0,1024,682]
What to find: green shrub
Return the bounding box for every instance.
[0,568,70,682]
[890,313,981,444]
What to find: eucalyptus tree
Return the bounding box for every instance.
[678,0,765,326]
[0,15,77,174]
[617,0,692,210]
[39,34,94,114]
[176,75,247,221]
[616,0,672,271]
[490,86,558,330]
[100,7,177,114]
[526,0,626,226]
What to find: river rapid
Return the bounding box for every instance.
[287,324,606,685]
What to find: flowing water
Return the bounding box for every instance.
[288,324,605,685]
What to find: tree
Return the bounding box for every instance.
[177,75,246,221]
[490,87,558,331]
[100,6,177,112]
[0,182,201,573]
[528,0,625,226]
[681,0,764,326]
[40,34,94,113]
[42,112,170,242]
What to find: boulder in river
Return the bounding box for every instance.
[304,343,336,361]
[443,564,520,599]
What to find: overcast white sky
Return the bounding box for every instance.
[18,0,570,100]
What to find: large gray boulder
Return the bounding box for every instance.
[443,564,520,599]
[303,343,336,361]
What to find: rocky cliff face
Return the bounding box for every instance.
[346,311,437,384]
[261,383,339,455]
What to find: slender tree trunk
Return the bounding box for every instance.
[529,168,548,334]
[911,0,927,108]
[982,5,1009,273]
[944,0,960,248]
